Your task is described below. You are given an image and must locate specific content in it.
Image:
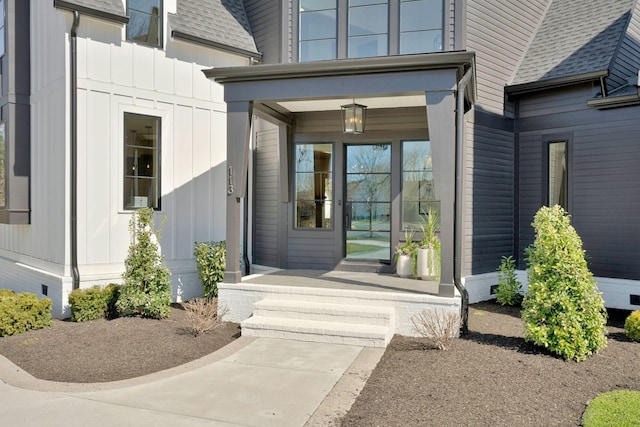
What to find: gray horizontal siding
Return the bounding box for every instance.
[466,0,551,115]
[243,0,281,64]
[253,122,281,268]
[464,110,515,276]
[608,5,640,92]
[517,87,640,280]
[286,236,336,269]
[294,107,428,134]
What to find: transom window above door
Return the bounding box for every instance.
[297,0,444,61]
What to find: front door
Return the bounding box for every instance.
[345,144,391,261]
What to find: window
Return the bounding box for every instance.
[0,122,5,208]
[400,0,442,54]
[402,140,437,230]
[299,0,337,62]
[294,143,333,228]
[124,113,161,210]
[127,0,162,47]
[348,0,389,58]
[548,141,567,210]
[297,0,443,61]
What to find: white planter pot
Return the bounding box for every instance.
[417,247,437,280]
[396,254,413,278]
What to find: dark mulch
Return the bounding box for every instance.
[0,304,240,383]
[341,301,640,427]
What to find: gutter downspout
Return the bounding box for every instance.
[70,11,80,290]
[455,67,472,335]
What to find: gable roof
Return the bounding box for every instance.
[169,0,260,58]
[509,0,633,92]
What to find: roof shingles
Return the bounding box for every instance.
[169,0,259,56]
[512,0,633,86]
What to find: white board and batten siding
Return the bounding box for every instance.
[74,14,249,299]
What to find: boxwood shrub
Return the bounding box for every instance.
[624,310,640,342]
[0,290,52,336]
[193,240,226,299]
[68,284,121,322]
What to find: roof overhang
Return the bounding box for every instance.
[54,0,129,24]
[204,52,476,120]
[505,70,608,96]
[171,30,262,61]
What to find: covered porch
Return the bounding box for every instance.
[205,52,475,344]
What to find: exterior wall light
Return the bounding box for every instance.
[341,102,367,134]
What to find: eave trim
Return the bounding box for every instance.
[204,51,476,84]
[506,71,609,96]
[172,30,262,60]
[587,93,640,109]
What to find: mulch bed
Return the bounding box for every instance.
[341,301,640,427]
[0,304,240,383]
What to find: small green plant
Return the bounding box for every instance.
[494,255,523,306]
[395,230,417,257]
[624,310,640,342]
[193,241,226,299]
[116,208,172,319]
[582,390,640,427]
[68,284,121,322]
[521,205,607,362]
[0,290,52,336]
[182,298,229,336]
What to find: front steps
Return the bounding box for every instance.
[241,298,395,347]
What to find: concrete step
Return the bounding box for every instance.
[252,298,395,327]
[241,316,392,348]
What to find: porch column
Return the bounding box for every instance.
[225,101,253,283]
[426,90,456,297]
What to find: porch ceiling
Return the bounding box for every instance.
[275,94,426,113]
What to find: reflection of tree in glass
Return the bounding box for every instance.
[403,141,435,228]
[348,145,390,237]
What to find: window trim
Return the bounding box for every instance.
[126,0,163,48]
[543,133,572,213]
[292,142,335,230]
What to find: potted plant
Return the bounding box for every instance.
[395,230,417,278]
[417,207,440,281]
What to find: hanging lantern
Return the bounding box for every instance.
[341,102,367,134]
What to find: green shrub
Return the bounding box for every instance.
[521,205,607,361]
[0,291,52,336]
[495,255,523,306]
[116,208,172,319]
[624,310,640,342]
[68,284,121,322]
[582,390,640,427]
[194,241,226,299]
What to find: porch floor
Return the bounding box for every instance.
[242,267,441,296]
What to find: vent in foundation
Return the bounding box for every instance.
[630,294,640,306]
[490,285,499,295]
[41,284,48,296]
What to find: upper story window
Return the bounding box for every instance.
[348,0,388,58]
[297,0,443,61]
[299,0,337,62]
[127,0,162,47]
[400,0,442,54]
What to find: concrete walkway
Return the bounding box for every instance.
[0,337,384,427]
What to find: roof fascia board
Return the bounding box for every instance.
[172,30,262,60]
[54,0,129,24]
[506,71,608,96]
[204,51,475,84]
[587,93,640,109]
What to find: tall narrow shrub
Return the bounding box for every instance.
[521,205,607,361]
[116,208,172,319]
[193,241,226,299]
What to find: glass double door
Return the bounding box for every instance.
[345,144,391,261]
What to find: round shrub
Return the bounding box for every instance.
[521,205,607,361]
[624,310,640,342]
